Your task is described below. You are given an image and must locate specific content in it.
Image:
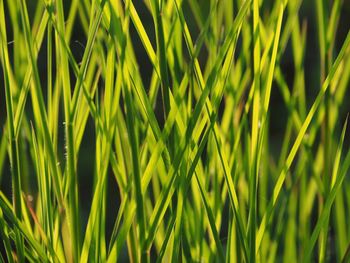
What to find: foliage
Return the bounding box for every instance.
[0,0,350,262]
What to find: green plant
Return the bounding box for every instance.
[0,0,350,262]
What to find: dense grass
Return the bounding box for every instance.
[0,0,350,262]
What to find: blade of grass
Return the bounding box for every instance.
[124,66,148,261]
[248,0,261,261]
[55,0,80,259]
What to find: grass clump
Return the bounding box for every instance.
[0,0,350,262]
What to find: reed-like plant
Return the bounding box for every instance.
[1,0,350,262]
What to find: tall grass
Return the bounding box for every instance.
[1,0,350,262]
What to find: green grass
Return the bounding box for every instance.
[0,0,350,262]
